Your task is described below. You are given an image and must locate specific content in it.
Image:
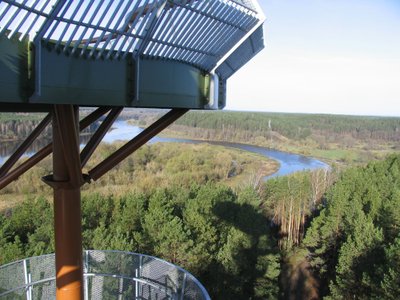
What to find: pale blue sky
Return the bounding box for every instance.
[226,0,400,116]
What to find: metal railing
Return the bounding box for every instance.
[0,250,210,300]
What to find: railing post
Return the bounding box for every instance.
[135,267,139,299]
[84,250,89,300]
[139,255,143,298]
[28,273,32,300]
[180,273,187,300]
[23,258,32,300]
[118,277,124,300]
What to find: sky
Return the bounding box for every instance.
[226,0,400,116]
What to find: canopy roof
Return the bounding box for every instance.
[0,0,265,109]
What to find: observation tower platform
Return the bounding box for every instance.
[0,250,209,299]
[0,0,265,299]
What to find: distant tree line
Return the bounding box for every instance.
[0,113,45,123]
[175,111,400,142]
[0,119,51,141]
[3,110,400,165]
[0,112,100,141]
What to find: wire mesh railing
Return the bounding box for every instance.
[0,250,210,300]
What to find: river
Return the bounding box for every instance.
[0,120,329,179]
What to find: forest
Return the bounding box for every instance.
[1,146,399,299]
[2,110,400,164]
[175,111,400,140]
[128,110,400,164]
[0,111,400,299]
[0,111,97,142]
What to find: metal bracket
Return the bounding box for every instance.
[30,0,66,101]
[42,174,91,190]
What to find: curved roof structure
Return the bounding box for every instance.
[0,0,265,109]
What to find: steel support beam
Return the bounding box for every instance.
[78,107,112,130]
[0,144,52,190]
[0,113,51,177]
[50,104,83,300]
[80,107,123,168]
[0,107,111,189]
[89,108,188,181]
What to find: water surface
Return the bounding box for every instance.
[103,121,329,179]
[0,120,329,179]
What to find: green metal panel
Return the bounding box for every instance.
[137,59,209,108]
[0,0,264,110]
[32,44,131,106]
[218,79,227,109]
[0,39,216,109]
[0,35,31,103]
